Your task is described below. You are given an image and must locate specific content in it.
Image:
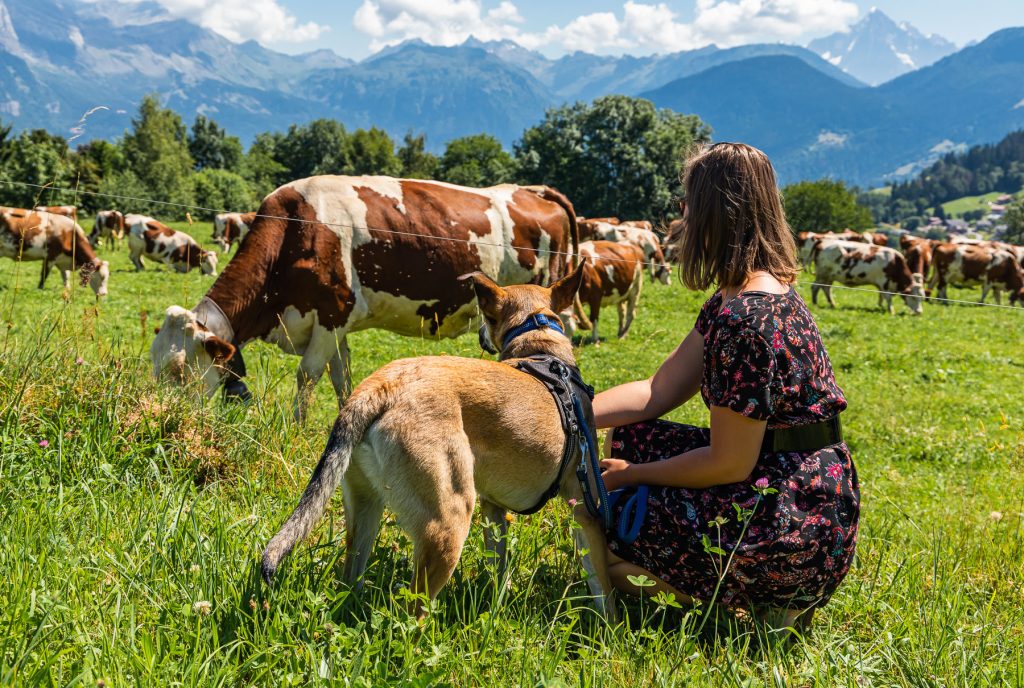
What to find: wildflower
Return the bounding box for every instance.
[38,440,49,448]
[249,598,258,611]
[190,564,200,574]
[75,356,84,365]
[97,680,107,688]
[262,599,270,612]
[504,513,515,523]
[567,498,578,507]
[193,600,212,616]
[989,511,1003,522]
[755,477,769,490]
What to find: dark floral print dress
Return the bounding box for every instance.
[607,289,859,611]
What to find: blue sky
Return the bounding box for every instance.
[163,1,1024,60]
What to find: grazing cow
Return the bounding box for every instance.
[578,217,621,241]
[0,208,109,296]
[577,221,671,284]
[149,176,587,420]
[213,211,258,252]
[127,215,218,275]
[563,240,644,343]
[91,210,126,250]
[931,243,1024,305]
[35,205,78,223]
[864,231,888,247]
[812,240,925,314]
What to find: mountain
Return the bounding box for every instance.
[809,8,957,86]
[301,42,554,148]
[642,28,1024,184]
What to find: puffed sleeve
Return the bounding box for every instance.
[706,321,777,420]
[694,293,719,336]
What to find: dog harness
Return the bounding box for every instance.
[501,315,615,534]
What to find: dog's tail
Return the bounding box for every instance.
[261,386,388,582]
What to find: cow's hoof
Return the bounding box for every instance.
[224,380,252,403]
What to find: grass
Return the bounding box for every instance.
[939,191,1021,218]
[2,221,1024,686]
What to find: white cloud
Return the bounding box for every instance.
[103,0,327,45]
[352,0,859,56]
[354,0,524,51]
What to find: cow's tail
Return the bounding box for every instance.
[521,185,593,330]
[261,384,390,582]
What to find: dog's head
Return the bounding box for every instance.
[464,263,586,357]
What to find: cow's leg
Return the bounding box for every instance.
[883,291,894,314]
[129,247,144,271]
[38,261,51,289]
[993,287,1002,306]
[825,284,837,308]
[980,282,990,303]
[811,283,820,305]
[589,300,601,344]
[327,336,352,409]
[293,325,337,422]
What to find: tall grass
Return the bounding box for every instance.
[1,223,1023,685]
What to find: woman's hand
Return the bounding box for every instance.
[600,458,635,492]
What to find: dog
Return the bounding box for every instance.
[261,263,617,619]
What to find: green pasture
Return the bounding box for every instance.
[2,223,1023,686]
[939,191,1021,218]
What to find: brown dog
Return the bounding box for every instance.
[261,263,616,618]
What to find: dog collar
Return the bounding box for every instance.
[502,313,564,350]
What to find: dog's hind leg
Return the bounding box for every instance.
[341,463,384,590]
[480,500,509,577]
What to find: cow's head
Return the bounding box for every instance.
[902,273,925,315]
[80,260,110,297]
[201,250,219,276]
[150,306,236,395]
[651,243,672,285]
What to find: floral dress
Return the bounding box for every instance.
[607,289,859,611]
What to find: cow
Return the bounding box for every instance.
[562,240,644,344]
[812,240,925,314]
[864,231,888,247]
[127,215,218,276]
[213,211,258,253]
[149,175,588,420]
[91,210,126,250]
[930,243,1024,305]
[620,220,654,231]
[899,235,939,280]
[577,220,670,284]
[578,217,621,241]
[34,205,78,223]
[0,207,109,296]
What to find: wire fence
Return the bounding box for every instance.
[2,177,1022,314]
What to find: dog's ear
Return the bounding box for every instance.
[550,262,587,313]
[203,336,236,365]
[460,272,505,315]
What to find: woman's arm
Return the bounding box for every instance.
[592,328,705,428]
[600,405,767,490]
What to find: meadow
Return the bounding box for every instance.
[1,222,1023,686]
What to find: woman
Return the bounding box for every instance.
[595,142,859,630]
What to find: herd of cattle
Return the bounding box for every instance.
[797,229,1024,313]
[0,176,1021,417]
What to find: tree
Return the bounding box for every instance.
[344,127,401,176]
[242,132,288,198]
[515,95,710,221]
[782,179,874,233]
[193,169,257,220]
[72,140,126,213]
[0,129,75,208]
[122,95,195,215]
[1004,199,1024,244]
[397,132,438,179]
[275,119,349,179]
[439,134,514,188]
[188,115,243,172]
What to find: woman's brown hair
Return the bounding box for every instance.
[675,142,799,291]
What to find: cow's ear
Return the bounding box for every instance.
[461,272,505,315]
[550,262,587,313]
[203,336,236,365]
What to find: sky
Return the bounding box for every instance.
[136,0,1024,60]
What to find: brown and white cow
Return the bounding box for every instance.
[127,215,218,275]
[0,208,109,296]
[812,240,925,314]
[578,217,621,241]
[149,175,586,420]
[577,220,670,284]
[563,240,644,343]
[91,210,126,250]
[930,243,1024,305]
[212,211,258,253]
[899,235,939,280]
[35,205,78,223]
